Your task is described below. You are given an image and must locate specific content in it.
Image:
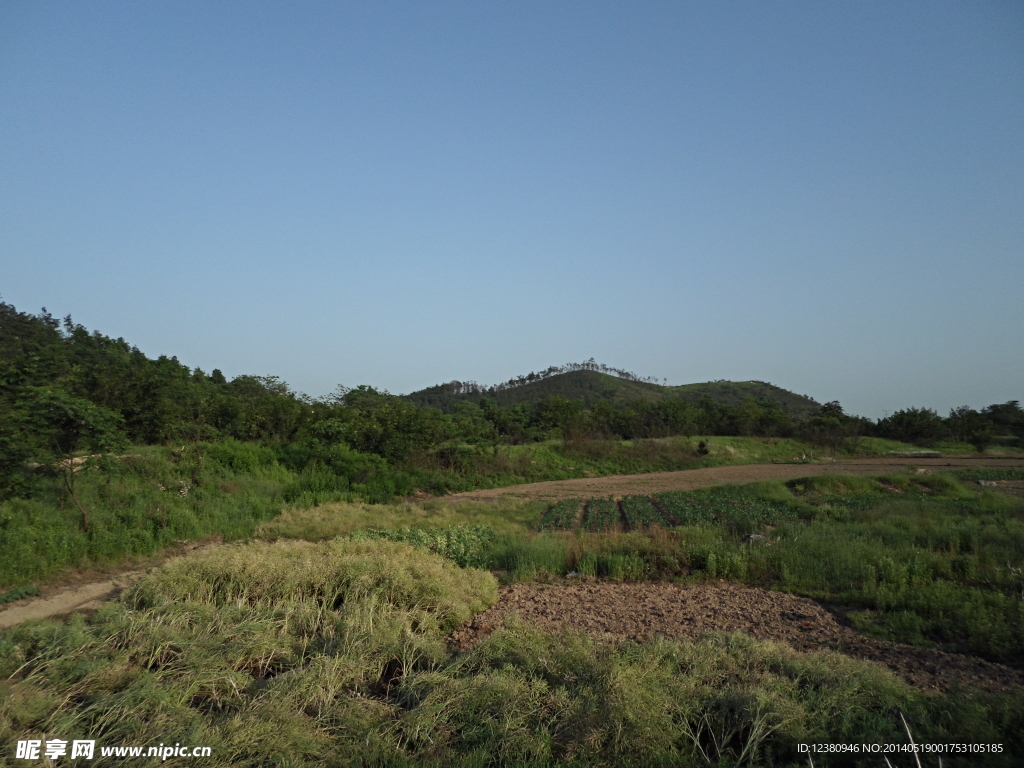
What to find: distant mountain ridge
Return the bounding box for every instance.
[405,365,821,418]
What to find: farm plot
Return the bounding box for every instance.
[582,498,622,532]
[539,491,793,535]
[655,491,794,535]
[621,495,666,530]
[539,498,581,531]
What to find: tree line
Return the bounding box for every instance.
[2,300,1021,501]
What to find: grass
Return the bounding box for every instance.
[0,431,979,591]
[4,539,1023,767]
[952,468,1024,483]
[348,525,497,569]
[246,471,1024,664]
[0,444,295,588]
[257,497,545,541]
[0,586,41,605]
[250,470,1024,667]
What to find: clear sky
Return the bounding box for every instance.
[2,1,1022,418]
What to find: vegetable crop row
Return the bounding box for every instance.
[540,498,582,531]
[583,498,622,532]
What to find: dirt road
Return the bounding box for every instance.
[2,457,1020,630]
[446,456,1024,502]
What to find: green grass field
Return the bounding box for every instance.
[253,470,1024,666]
[5,453,1024,765]
[4,533,1023,767]
[1,435,960,590]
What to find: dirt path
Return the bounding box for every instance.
[446,456,1024,502]
[0,538,221,630]
[0,572,145,629]
[2,456,1020,630]
[449,581,1024,694]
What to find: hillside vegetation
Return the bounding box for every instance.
[406,366,821,418]
[1,299,1021,587]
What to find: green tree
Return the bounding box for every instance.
[11,387,128,530]
[877,407,947,446]
[947,406,995,453]
[981,401,1024,441]
[802,401,860,453]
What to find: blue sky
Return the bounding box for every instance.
[2,1,1022,418]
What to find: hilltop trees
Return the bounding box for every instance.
[323,385,450,462]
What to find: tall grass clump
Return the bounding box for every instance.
[125,539,497,630]
[489,533,568,581]
[394,622,1021,767]
[349,525,497,568]
[0,540,498,767]
[4,538,1024,767]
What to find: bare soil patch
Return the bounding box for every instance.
[0,537,222,629]
[446,457,1024,502]
[449,581,1024,694]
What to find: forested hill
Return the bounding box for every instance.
[406,370,821,418]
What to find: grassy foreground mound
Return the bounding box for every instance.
[3,540,1023,766]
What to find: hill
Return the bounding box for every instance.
[667,380,821,418]
[406,369,821,418]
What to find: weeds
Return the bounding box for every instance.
[5,511,1024,766]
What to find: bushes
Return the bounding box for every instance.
[876,407,949,446]
[206,438,279,474]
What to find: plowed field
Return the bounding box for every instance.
[449,581,1024,694]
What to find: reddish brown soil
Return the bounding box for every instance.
[449,581,1024,694]
[446,456,1024,502]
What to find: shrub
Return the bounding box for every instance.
[206,439,279,474]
